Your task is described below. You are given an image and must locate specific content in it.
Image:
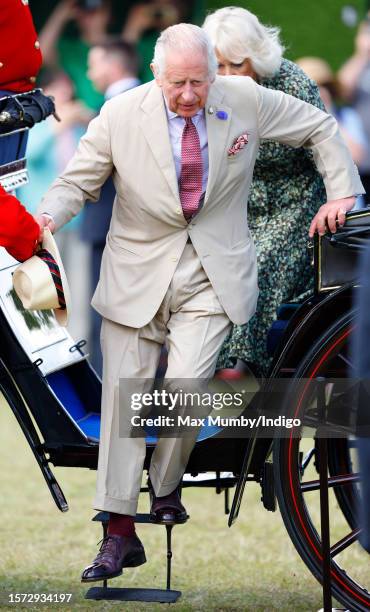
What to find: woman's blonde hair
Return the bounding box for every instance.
[202,6,285,78]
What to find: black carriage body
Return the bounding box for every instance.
[1,204,369,610]
[0,242,357,505]
[0,265,250,497]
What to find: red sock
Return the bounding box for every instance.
[107,513,136,537]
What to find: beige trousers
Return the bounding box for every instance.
[93,243,231,515]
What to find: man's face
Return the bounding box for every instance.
[87,47,109,93]
[152,50,213,117]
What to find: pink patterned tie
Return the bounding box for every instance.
[179,117,203,221]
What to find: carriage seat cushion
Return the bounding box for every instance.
[266,303,300,357]
[46,370,222,443]
[47,370,100,438]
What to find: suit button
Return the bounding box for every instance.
[29,76,36,83]
[34,40,40,49]
[0,62,3,68]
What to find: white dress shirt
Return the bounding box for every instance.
[105,77,141,100]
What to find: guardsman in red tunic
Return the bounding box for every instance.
[0,5,42,264]
[0,0,43,167]
[0,0,42,93]
[0,184,39,261]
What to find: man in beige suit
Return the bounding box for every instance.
[37,23,363,582]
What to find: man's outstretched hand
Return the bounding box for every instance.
[35,213,56,242]
[309,196,356,238]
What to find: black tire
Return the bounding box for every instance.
[274,314,370,612]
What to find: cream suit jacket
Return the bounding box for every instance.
[38,76,364,328]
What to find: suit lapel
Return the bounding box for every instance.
[139,82,180,202]
[139,80,232,207]
[204,81,232,204]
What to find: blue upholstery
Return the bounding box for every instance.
[75,413,101,439]
[46,370,221,442]
[47,371,89,420]
[47,370,101,439]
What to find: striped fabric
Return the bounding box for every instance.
[36,248,66,310]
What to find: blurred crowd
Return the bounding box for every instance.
[16,2,370,376]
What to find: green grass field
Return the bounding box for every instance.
[0,397,346,611]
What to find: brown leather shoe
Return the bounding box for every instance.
[149,481,189,525]
[81,534,146,583]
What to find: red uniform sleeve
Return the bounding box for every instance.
[0,0,42,93]
[0,185,39,261]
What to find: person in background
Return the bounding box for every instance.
[297,57,368,173]
[338,13,370,203]
[39,0,112,112]
[87,39,140,100]
[18,71,92,341]
[121,0,187,82]
[0,0,42,166]
[82,39,140,374]
[202,6,326,378]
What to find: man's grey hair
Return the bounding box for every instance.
[202,6,285,78]
[152,23,218,79]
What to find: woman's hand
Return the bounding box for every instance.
[309,196,355,237]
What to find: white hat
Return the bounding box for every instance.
[13,228,71,326]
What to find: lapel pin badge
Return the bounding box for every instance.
[208,106,214,115]
[216,110,228,120]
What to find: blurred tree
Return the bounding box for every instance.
[204,0,366,69]
[29,0,366,72]
[31,0,199,31]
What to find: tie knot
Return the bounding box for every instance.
[185,117,193,126]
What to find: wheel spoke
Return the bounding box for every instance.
[301,472,360,492]
[330,528,361,558]
[300,447,316,475]
[337,352,355,370]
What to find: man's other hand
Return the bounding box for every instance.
[35,213,56,242]
[309,196,356,238]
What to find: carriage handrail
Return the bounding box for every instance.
[329,226,370,251]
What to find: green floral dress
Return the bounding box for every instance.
[217,59,326,377]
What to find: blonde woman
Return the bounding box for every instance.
[203,7,326,376]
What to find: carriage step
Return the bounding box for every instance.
[85,586,181,603]
[86,511,182,603]
[93,511,154,524]
[317,608,349,611]
[93,511,188,525]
